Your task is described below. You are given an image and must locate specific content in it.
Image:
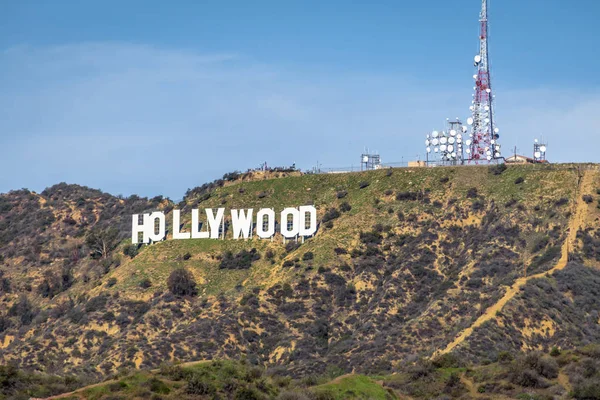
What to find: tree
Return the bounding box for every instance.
[86,228,119,259]
[167,268,197,297]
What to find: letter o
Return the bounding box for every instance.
[280,208,300,238]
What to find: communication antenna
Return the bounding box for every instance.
[361,148,382,171]
[467,0,502,163]
[533,137,548,162]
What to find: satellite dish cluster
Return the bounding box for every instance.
[425,122,468,162]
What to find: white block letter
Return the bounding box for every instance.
[256,208,275,239]
[206,208,225,239]
[231,209,253,239]
[280,208,299,238]
[132,214,146,244]
[145,212,166,242]
[191,209,209,239]
[173,210,190,240]
[299,205,317,237]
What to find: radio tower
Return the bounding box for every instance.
[466,0,501,163]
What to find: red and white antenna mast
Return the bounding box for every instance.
[466,0,501,163]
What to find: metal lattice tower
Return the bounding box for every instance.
[467,0,501,163]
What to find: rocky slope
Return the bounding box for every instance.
[1,164,599,386]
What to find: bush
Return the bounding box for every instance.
[439,176,450,184]
[489,163,507,175]
[139,278,152,289]
[183,252,192,261]
[285,242,301,253]
[334,247,347,255]
[396,191,418,201]
[583,195,594,204]
[186,373,216,395]
[302,252,314,261]
[322,208,340,223]
[339,202,352,212]
[359,181,370,189]
[466,187,478,199]
[123,244,138,259]
[555,197,569,206]
[509,352,558,388]
[106,277,117,287]
[219,249,261,270]
[336,190,348,199]
[432,353,463,369]
[359,231,383,245]
[167,268,197,297]
[223,171,241,181]
[515,177,525,184]
[573,377,600,400]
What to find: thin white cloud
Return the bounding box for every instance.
[0,42,597,197]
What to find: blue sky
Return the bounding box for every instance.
[1,0,599,199]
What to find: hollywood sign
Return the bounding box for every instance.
[132,206,317,244]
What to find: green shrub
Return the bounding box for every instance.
[167,268,197,297]
[339,202,352,212]
[123,244,138,259]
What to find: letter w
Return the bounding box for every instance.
[231,209,253,239]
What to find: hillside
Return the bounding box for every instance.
[2,164,600,399]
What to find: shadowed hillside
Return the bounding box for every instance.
[2,164,600,398]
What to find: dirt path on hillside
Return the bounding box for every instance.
[434,169,595,357]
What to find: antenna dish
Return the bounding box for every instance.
[450,130,456,136]
[432,138,439,145]
[484,105,490,111]
[432,131,439,138]
[425,139,430,146]
[540,146,547,152]
[466,139,472,146]
[494,128,499,133]
[534,151,541,158]
[434,147,439,153]
[426,147,431,153]
[448,145,454,152]
[440,137,448,144]
[466,148,471,154]
[474,55,481,63]
[467,117,474,125]
[495,152,501,158]
[448,137,456,144]
[362,156,369,162]
[451,152,457,158]
[461,126,468,133]
[440,144,447,152]
[486,155,492,160]
[486,88,491,93]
